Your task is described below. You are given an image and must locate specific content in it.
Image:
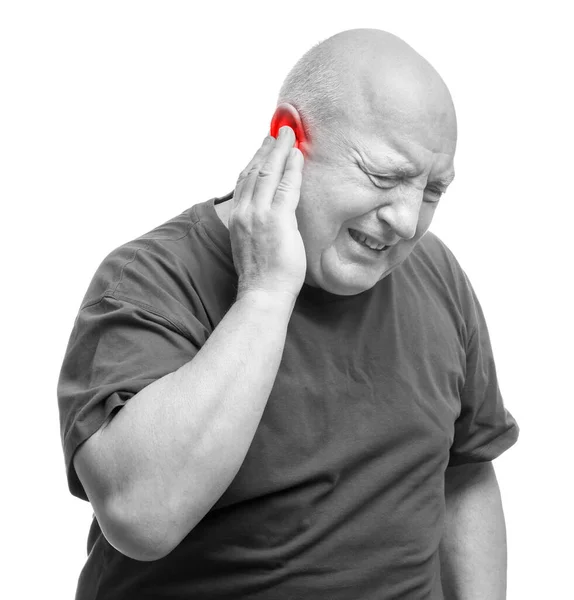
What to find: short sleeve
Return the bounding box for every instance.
[57,294,208,500]
[447,275,520,466]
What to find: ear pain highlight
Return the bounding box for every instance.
[270,103,307,156]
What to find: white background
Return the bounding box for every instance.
[1,1,572,598]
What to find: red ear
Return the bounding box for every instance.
[270,103,307,153]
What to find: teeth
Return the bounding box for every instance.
[351,229,385,251]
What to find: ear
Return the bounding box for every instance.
[270,103,308,154]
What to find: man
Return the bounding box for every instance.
[58,28,519,599]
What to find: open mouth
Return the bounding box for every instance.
[348,228,389,252]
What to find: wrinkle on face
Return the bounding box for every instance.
[292,29,458,294]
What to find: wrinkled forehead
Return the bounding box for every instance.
[338,57,457,152]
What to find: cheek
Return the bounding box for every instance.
[416,205,436,235]
[298,165,380,241]
[296,200,341,250]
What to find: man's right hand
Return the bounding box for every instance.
[229,125,306,303]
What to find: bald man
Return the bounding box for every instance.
[58,29,519,599]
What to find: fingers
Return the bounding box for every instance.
[229,128,306,300]
[233,135,276,211]
[251,126,296,209]
[273,147,304,212]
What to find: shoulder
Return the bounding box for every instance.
[80,201,232,324]
[76,198,236,336]
[415,230,462,270]
[408,230,469,291]
[404,231,478,334]
[79,205,208,313]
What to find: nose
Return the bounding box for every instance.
[376,188,422,241]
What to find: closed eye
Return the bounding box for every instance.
[424,187,444,203]
[366,169,446,203]
[369,174,400,188]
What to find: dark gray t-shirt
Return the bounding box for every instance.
[58,191,519,599]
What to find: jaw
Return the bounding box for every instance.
[305,243,389,296]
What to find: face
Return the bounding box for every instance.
[296,86,457,296]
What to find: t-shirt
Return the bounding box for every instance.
[57,191,520,599]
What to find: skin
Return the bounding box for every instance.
[216,29,457,296]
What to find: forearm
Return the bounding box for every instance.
[75,290,295,560]
[440,463,508,600]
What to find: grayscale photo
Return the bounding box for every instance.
[2,2,571,599]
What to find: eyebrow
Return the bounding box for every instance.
[367,152,417,176]
[431,171,456,188]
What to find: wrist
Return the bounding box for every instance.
[235,287,297,315]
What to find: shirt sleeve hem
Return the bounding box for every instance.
[64,391,131,502]
[447,422,520,467]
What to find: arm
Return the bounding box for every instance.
[439,461,508,600]
[74,290,295,561]
[74,127,304,562]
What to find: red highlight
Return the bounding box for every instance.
[270,103,307,155]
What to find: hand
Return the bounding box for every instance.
[230,126,306,303]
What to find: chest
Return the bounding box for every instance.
[216,291,466,508]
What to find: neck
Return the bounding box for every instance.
[214,197,232,229]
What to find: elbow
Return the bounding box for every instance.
[73,437,196,562]
[98,496,179,562]
[73,433,182,562]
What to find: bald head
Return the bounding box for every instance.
[270,29,457,297]
[277,29,457,154]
